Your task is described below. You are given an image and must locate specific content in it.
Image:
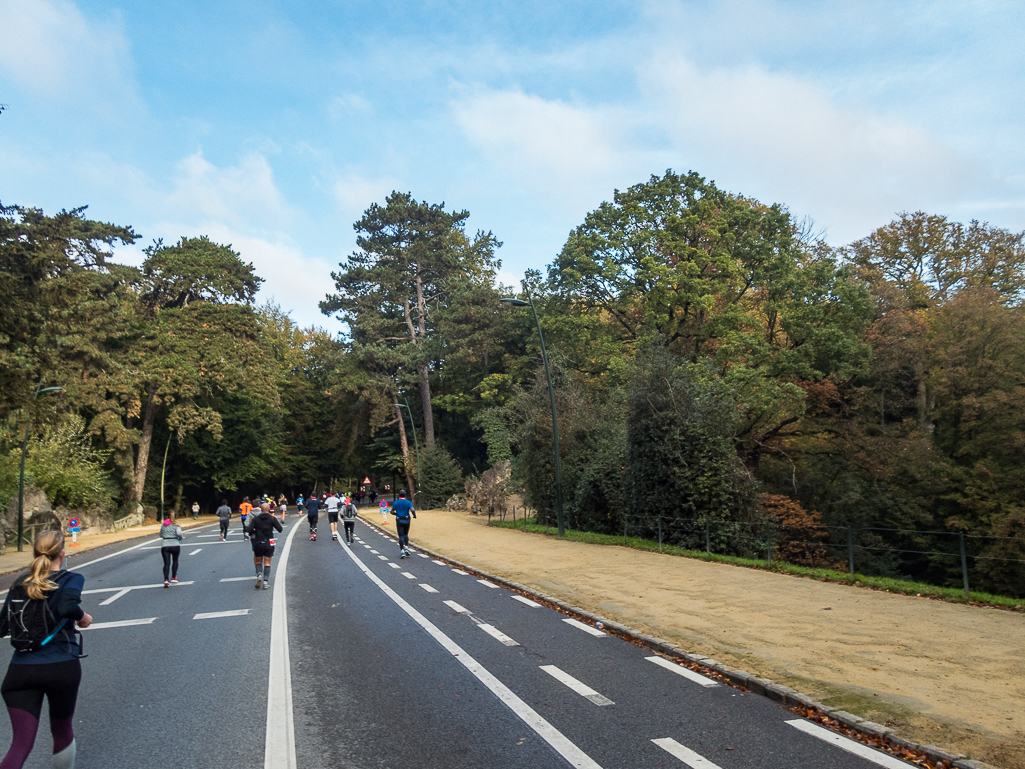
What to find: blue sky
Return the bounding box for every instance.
[2,0,1023,329]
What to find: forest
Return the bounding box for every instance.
[3,169,1024,597]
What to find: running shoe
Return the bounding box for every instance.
[403,548,410,557]
[164,580,169,588]
[255,576,263,589]
[262,581,271,590]
[171,577,178,584]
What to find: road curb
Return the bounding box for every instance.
[356,514,1002,769]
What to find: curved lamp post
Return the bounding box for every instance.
[500,293,565,536]
[393,400,422,506]
[18,383,64,552]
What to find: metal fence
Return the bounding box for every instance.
[497,507,1025,600]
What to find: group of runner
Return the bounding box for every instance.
[302,492,358,543]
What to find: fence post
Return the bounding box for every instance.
[848,527,854,578]
[658,515,663,554]
[766,522,772,569]
[959,532,970,601]
[705,517,710,553]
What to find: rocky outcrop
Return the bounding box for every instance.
[464,461,511,518]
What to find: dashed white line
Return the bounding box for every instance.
[431,559,446,566]
[644,656,719,688]
[363,545,371,549]
[83,618,157,630]
[416,553,429,559]
[451,569,469,576]
[401,572,416,579]
[652,738,723,767]
[370,550,380,554]
[539,665,614,706]
[443,600,470,614]
[419,584,439,593]
[477,579,500,588]
[387,563,401,570]
[512,595,541,608]
[189,548,203,555]
[377,555,389,561]
[194,609,251,620]
[563,618,606,637]
[479,624,519,646]
[786,719,913,768]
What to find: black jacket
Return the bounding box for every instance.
[246,512,283,544]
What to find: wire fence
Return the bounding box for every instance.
[494,506,1025,600]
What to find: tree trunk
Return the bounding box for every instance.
[132,381,160,504]
[413,263,436,447]
[395,403,418,507]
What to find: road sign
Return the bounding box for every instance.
[363,476,371,484]
[68,518,80,530]
[380,500,388,509]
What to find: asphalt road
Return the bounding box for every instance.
[0,516,917,768]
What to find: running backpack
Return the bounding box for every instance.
[6,575,65,653]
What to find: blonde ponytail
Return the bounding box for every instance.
[25,530,65,601]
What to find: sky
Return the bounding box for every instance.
[2,0,1023,329]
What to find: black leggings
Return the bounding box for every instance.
[343,520,355,541]
[1,660,81,767]
[219,520,229,538]
[396,521,410,548]
[161,546,180,580]
[308,514,318,534]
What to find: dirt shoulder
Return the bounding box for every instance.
[374,507,1024,769]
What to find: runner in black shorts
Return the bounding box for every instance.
[305,494,321,541]
[246,503,282,590]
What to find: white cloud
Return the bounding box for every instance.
[333,173,400,221]
[0,0,137,110]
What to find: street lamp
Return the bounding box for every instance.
[500,291,565,536]
[18,382,64,552]
[393,400,422,506]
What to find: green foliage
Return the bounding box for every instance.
[416,445,464,509]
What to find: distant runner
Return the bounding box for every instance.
[305,494,321,541]
[325,492,341,540]
[392,490,416,558]
[247,502,283,590]
[239,497,253,540]
[216,499,231,541]
[341,497,358,544]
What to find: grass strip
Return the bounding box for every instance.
[488,519,1024,611]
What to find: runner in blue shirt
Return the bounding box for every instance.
[392,490,416,558]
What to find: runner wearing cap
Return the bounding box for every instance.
[392,490,416,558]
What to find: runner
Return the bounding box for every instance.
[159,515,183,587]
[216,499,231,541]
[277,494,288,522]
[325,492,341,540]
[246,502,283,590]
[305,494,321,541]
[0,531,93,769]
[239,496,253,540]
[392,490,416,558]
[341,497,358,544]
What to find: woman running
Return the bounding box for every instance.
[159,515,183,587]
[0,530,93,768]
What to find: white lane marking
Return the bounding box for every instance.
[85,581,195,605]
[142,541,243,549]
[786,720,913,768]
[387,563,401,570]
[477,579,500,588]
[652,738,723,767]
[83,617,157,630]
[197,534,224,538]
[539,665,615,706]
[189,548,203,555]
[479,623,519,646]
[221,576,258,582]
[512,595,541,608]
[563,618,606,637]
[265,520,302,769]
[363,545,372,549]
[417,553,429,558]
[443,600,470,614]
[451,569,469,576]
[335,539,603,769]
[401,572,416,580]
[419,584,439,593]
[377,556,389,561]
[370,550,380,554]
[645,656,719,688]
[432,559,446,566]
[99,589,131,605]
[194,609,250,620]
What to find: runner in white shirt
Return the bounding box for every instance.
[324,493,341,540]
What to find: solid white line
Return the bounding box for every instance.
[563,618,606,637]
[335,539,603,769]
[432,559,446,566]
[189,548,203,555]
[419,584,439,593]
[83,581,194,594]
[220,576,258,582]
[477,579,500,588]
[479,623,519,646]
[401,572,416,579]
[645,656,719,688]
[539,665,614,706]
[387,563,401,569]
[265,520,302,769]
[786,719,913,768]
[512,595,540,608]
[195,609,250,620]
[652,738,723,768]
[443,600,470,614]
[83,617,157,630]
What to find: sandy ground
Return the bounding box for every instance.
[368,507,1025,769]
